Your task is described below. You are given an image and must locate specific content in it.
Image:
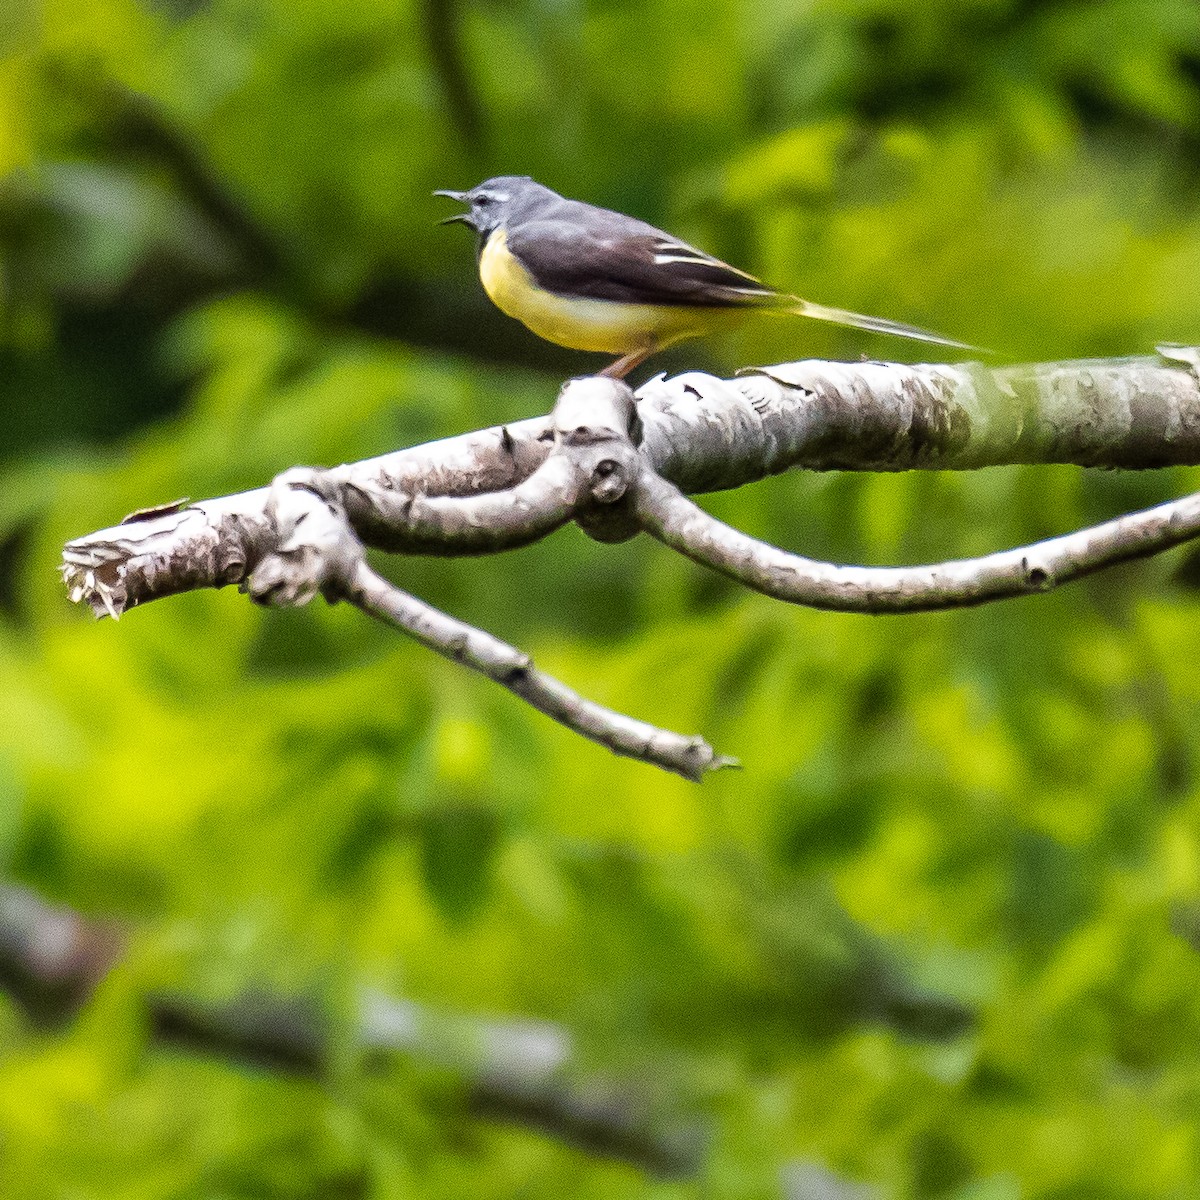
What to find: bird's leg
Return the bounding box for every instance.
[600,345,655,379]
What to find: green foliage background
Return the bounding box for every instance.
[6,0,1200,1195]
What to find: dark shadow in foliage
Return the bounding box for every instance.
[1006,831,1097,964]
[418,800,504,925]
[420,0,488,160]
[0,520,32,624]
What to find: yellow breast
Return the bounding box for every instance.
[478,229,730,354]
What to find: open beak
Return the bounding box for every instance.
[434,189,474,226]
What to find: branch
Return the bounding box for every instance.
[634,471,1200,612]
[64,352,1200,609]
[152,986,697,1174]
[0,882,698,1172]
[59,413,558,615]
[0,886,121,1024]
[232,383,730,779]
[59,352,1200,773]
[638,348,1200,491]
[420,0,487,156]
[0,879,956,1187]
[359,989,704,1174]
[345,562,729,779]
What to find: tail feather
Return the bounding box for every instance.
[790,298,976,351]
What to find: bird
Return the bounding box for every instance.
[434,176,971,378]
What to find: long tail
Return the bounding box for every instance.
[789,298,976,351]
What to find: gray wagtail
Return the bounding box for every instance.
[435,176,971,378]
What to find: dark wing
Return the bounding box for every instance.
[506,202,779,309]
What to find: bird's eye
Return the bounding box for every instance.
[475,194,493,206]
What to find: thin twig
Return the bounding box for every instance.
[345,561,733,779]
[634,471,1200,612]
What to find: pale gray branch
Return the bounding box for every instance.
[63,352,1200,616]
[203,382,731,779]
[58,351,1200,770]
[635,471,1200,612]
[345,560,730,780]
[639,349,1200,492]
[342,452,578,555]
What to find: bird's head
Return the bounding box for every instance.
[434,176,558,238]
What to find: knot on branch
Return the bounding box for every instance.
[244,467,364,607]
[588,458,627,505]
[553,376,644,544]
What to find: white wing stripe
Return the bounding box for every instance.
[651,240,763,283]
[653,252,720,267]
